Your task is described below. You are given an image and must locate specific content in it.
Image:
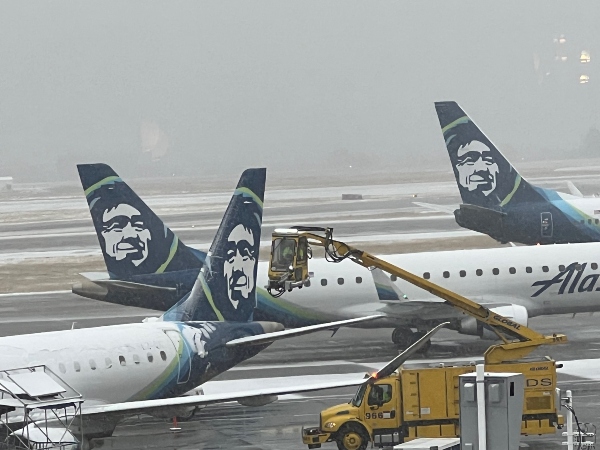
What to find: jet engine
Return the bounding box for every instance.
[238,394,278,407]
[457,304,528,340]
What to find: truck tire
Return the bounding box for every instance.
[336,423,369,450]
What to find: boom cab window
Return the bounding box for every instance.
[271,238,296,272]
[367,384,393,406]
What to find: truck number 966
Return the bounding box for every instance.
[365,412,385,419]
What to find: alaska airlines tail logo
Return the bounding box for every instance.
[79,164,203,278]
[86,177,172,272]
[436,102,522,208]
[531,262,599,297]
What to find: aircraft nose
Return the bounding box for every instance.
[256,321,285,334]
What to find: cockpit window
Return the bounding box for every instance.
[271,238,296,272]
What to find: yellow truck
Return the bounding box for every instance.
[302,359,562,449]
[266,227,567,450]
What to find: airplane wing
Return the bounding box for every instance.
[225,315,383,347]
[82,376,365,418]
[93,279,177,293]
[566,181,583,198]
[412,202,456,214]
[83,322,448,419]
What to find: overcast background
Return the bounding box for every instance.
[1,1,599,181]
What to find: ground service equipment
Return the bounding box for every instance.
[266,227,567,450]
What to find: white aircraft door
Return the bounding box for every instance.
[164,330,192,384]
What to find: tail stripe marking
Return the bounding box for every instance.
[155,236,179,274]
[234,187,264,209]
[84,176,122,197]
[200,273,225,321]
[441,115,470,134]
[499,175,522,207]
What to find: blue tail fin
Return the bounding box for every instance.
[435,101,534,209]
[163,168,266,323]
[77,164,204,279]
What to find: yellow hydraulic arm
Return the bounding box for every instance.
[267,227,567,364]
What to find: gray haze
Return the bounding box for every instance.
[1,1,599,181]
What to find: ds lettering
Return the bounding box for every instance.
[526,378,552,387]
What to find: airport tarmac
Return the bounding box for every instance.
[2,165,600,448]
[2,290,599,449]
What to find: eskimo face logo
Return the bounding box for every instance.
[223,223,257,310]
[100,203,151,266]
[456,140,499,196]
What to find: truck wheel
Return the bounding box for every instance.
[336,423,369,450]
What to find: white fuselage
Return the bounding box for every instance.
[0,322,183,406]
[258,242,600,323]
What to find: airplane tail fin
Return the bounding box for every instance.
[435,101,534,209]
[77,164,204,279]
[162,168,266,323]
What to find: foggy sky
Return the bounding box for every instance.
[1,1,599,180]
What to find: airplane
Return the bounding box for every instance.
[72,165,600,349]
[0,168,377,448]
[435,101,600,245]
[73,163,206,310]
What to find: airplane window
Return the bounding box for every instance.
[559,265,565,272]
[542,266,549,272]
[133,354,141,365]
[105,358,112,369]
[390,275,397,282]
[476,269,483,276]
[58,363,66,374]
[147,353,154,363]
[423,272,430,279]
[589,219,593,225]
[160,351,167,361]
[593,263,599,270]
[443,271,450,278]
[509,267,516,274]
[119,356,126,366]
[492,268,499,275]
[596,219,599,225]
[356,277,362,284]
[89,360,97,371]
[321,279,327,287]
[305,279,311,287]
[74,362,81,373]
[337,278,344,285]
[459,270,466,277]
[526,267,532,273]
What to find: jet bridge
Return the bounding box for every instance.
[0,365,83,450]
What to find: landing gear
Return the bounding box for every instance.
[391,327,431,352]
